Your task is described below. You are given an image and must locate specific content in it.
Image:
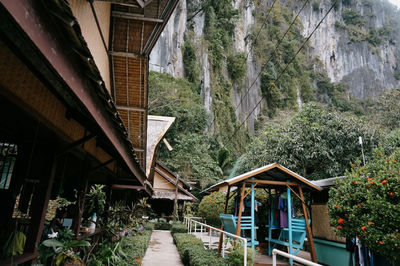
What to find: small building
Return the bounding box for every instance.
[145,115,197,216]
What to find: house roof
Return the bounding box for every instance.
[311,176,345,189]
[153,162,197,201]
[206,163,322,192]
[146,115,175,176]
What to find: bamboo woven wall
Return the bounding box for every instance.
[311,204,346,243]
[0,41,114,171]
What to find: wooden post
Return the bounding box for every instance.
[298,185,317,263]
[287,186,293,265]
[235,182,246,236]
[217,185,231,253]
[173,174,179,220]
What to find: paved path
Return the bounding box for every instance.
[142,230,183,266]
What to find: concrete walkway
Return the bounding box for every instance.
[142,230,183,266]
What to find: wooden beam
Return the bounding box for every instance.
[235,182,246,236]
[247,179,298,186]
[244,182,258,198]
[299,185,318,263]
[110,51,144,59]
[286,185,306,205]
[218,185,231,253]
[112,11,164,23]
[112,184,145,190]
[94,0,140,8]
[116,104,146,112]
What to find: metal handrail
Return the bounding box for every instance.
[184,217,248,266]
[272,249,321,266]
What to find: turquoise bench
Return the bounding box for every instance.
[220,214,259,246]
[266,218,309,256]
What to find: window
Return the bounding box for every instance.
[0,142,17,189]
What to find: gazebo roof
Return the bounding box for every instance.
[207,163,322,192]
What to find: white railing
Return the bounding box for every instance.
[184,217,248,266]
[272,249,321,266]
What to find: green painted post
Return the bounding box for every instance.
[287,186,293,265]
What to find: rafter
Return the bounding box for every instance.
[112,11,163,23]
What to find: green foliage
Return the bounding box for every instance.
[251,1,315,114]
[227,245,256,266]
[154,221,172,230]
[171,222,188,235]
[233,103,380,180]
[312,1,320,11]
[342,9,364,26]
[381,129,400,155]
[86,184,106,216]
[227,53,247,83]
[373,88,400,130]
[89,230,152,266]
[39,229,90,266]
[394,70,400,81]
[183,36,200,85]
[328,149,400,262]
[173,233,229,266]
[197,192,234,227]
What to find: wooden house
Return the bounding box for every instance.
[0,0,178,263]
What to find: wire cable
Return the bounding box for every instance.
[209,0,309,130]
[225,0,338,144]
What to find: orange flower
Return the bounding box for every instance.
[381,180,388,184]
[368,222,375,225]
[353,181,358,185]
[367,177,373,181]
[336,205,340,209]
[370,181,374,185]
[136,258,141,263]
[389,192,394,196]
[379,241,384,245]
[386,158,390,162]
[377,153,382,156]
[338,218,344,224]
[357,204,362,207]
[361,226,366,231]
[351,163,356,167]
[337,225,342,229]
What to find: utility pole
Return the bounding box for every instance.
[359,136,366,166]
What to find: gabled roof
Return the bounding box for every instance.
[146,115,175,176]
[206,163,322,192]
[153,162,197,201]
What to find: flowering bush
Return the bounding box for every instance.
[328,149,400,262]
[198,192,234,227]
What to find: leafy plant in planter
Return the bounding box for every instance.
[39,229,90,266]
[328,149,400,263]
[86,184,106,216]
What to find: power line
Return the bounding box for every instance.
[209,0,309,130]
[225,0,338,145]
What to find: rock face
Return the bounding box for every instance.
[150,0,400,127]
[300,0,400,98]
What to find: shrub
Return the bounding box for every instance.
[342,9,364,26]
[171,222,188,235]
[154,221,172,230]
[312,1,320,11]
[88,230,152,266]
[173,233,229,266]
[197,192,234,227]
[228,246,256,266]
[328,149,400,263]
[227,53,247,83]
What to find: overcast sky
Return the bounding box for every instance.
[388,0,400,8]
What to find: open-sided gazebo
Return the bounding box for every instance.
[208,163,322,264]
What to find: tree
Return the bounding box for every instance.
[328,149,400,262]
[233,103,380,180]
